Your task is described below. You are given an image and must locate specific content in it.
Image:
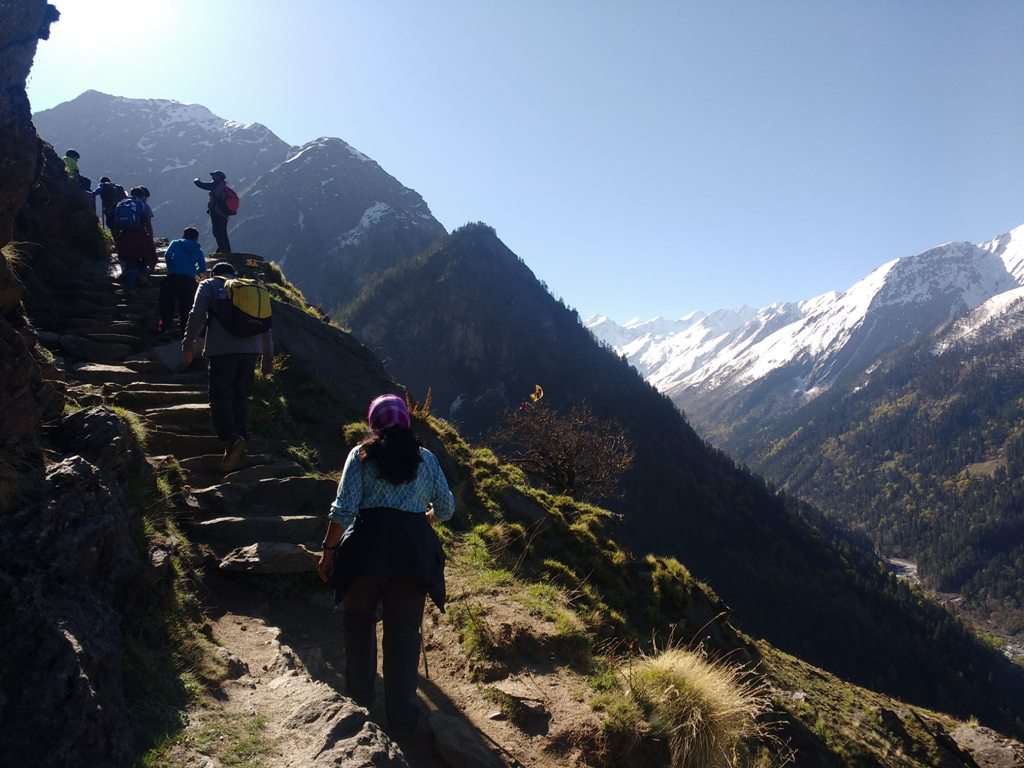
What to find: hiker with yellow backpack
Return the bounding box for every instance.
[181,261,273,472]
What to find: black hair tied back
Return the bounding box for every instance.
[359,425,422,485]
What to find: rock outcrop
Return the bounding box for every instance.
[0,1,61,451]
[0,452,143,767]
[0,0,57,244]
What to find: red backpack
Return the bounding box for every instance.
[222,183,240,215]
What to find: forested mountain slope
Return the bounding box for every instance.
[735,298,1024,634]
[344,223,1024,734]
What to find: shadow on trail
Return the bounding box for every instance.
[205,571,519,768]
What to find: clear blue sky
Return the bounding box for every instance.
[27,1,1024,323]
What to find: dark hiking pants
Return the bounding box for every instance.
[207,353,257,443]
[343,575,427,729]
[211,213,231,254]
[159,274,198,335]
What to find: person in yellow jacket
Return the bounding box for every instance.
[62,149,90,190]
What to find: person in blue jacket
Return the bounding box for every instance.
[159,227,207,339]
[319,395,454,733]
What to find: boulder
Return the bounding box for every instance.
[952,726,1024,768]
[51,405,148,484]
[270,299,398,422]
[283,689,409,768]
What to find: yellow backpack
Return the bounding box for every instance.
[213,278,272,336]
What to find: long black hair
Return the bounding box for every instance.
[358,425,422,484]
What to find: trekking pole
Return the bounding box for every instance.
[421,613,430,680]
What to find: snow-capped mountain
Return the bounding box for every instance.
[33,91,445,310]
[589,224,1024,437]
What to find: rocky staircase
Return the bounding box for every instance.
[44,253,334,575]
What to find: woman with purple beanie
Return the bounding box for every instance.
[318,394,454,732]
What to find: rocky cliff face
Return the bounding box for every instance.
[0,5,153,764]
[0,412,149,767]
[0,1,57,244]
[0,1,60,450]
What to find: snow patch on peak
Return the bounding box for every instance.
[335,202,393,248]
[979,223,1024,285]
[936,285,1024,352]
[284,136,375,166]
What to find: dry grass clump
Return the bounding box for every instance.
[600,647,772,768]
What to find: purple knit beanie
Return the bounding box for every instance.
[368,394,411,431]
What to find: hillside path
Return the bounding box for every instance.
[48,253,599,768]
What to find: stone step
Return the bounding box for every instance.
[222,460,305,484]
[61,319,140,333]
[72,364,207,386]
[190,515,323,552]
[59,335,132,362]
[124,358,173,374]
[190,482,249,517]
[82,332,143,347]
[141,415,219,436]
[190,475,334,518]
[66,301,145,314]
[248,476,337,512]
[177,452,276,476]
[143,403,212,429]
[72,364,141,384]
[143,430,224,458]
[67,310,147,324]
[108,389,206,409]
[146,434,286,468]
[119,381,206,393]
[219,543,319,574]
[50,291,123,307]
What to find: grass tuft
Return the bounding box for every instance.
[111,405,149,449]
[599,648,771,768]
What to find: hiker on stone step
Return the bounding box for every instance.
[193,170,232,254]
[181,261,273,472]
[62,148,91,191]
[91,176,127,231]
[319,395,454,733]
[113,186,154,289]
[136,186,158,275]
[159,227,207,339]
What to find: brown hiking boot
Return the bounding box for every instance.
[220,437,247,473]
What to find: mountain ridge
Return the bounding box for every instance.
[589,224,1024,436]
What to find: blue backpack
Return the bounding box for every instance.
[113,198,143,231]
